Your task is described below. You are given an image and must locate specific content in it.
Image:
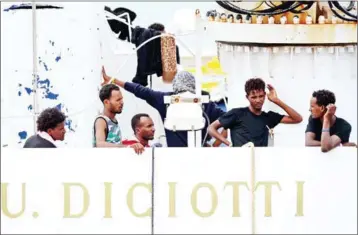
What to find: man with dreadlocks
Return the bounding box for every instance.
[101,66,225,147]
[208,78,303,147]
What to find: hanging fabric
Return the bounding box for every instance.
[131,27,162,86]
[104,8,181,86]
[105,6,137,42]
[161,35,177,83]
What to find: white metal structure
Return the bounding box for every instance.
[104,9,208,148]
[1,2,356,148]
[197,13,357,146]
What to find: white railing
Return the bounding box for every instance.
[1,147,356,234]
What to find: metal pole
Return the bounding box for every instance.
[32,1,39,133]
[195,16,202,96]
[194,14,203,147]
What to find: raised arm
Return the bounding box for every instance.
[320,104,347,152]
[102,66,164,107]
[267,84,303,124]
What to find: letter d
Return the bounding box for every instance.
[63,183,89,218]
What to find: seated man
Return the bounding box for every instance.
[93,84,144,154]
[24,107,66,148]
[122,113,161,147]
[305,89,355,152]
[208,78,302,147]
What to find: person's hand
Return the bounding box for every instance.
[130,143,145,154]
[267,84,279,103]
[225,141,232,147]
[101,66,111,86]
[342,142,356,147]
[324,104,336,120]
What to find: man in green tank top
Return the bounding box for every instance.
[93,84,144,154]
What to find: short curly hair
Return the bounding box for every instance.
[245,78,265,95]
[99,84,120,103]
[37,107,66,132]
[312,89,336,107]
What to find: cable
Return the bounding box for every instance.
[328,1,357,22]
[201,105,211,147]
[331,1,357,19]
[217,1,281,15]
[2,11,198,120]
[216,1,313,16]
[216,1,357,21]
[265,1,278,8]
[329,1,357,21]
[346,1,356,11]
[290,1,315,14]
[248,1,265,11]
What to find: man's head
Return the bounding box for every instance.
[245,78,266,111]
[37,107,66,141]
[99,84,123,114]
[310,89,336,118]
[131,113,155,141]
[148,23,165,32]
[172,71,196,94]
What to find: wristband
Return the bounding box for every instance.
[322,128,330,132]
[108,77,116,85]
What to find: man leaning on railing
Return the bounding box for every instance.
[305,89,356,152]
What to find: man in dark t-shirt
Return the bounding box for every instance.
[23,108,66,148]
[208,78,303,147]
[305,89,355,152]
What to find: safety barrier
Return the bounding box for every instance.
[1,147,356,234]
